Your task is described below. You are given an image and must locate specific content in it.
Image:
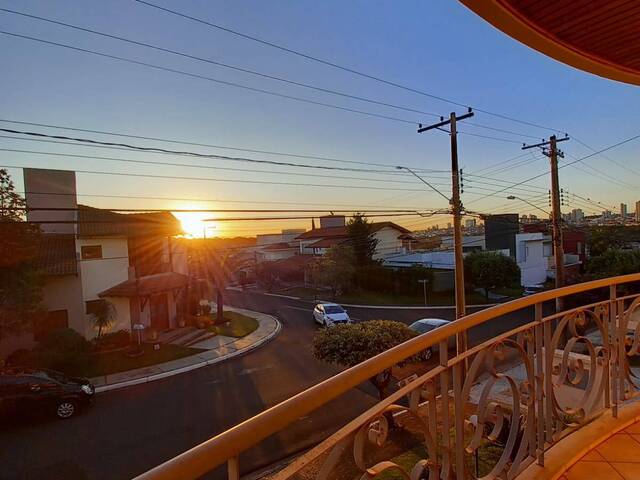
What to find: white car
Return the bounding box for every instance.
[408,318,452,360]
[313,303,351,327]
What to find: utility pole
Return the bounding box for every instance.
[418,108,474,354]
[523,135,569,311]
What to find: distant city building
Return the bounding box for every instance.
[447,222,452,229]
[570,208,584,223]
[464,219,476,229]
[621,203,628,218]
[602,210,612,220]
[485,214,519,257]
[636,200,640,223]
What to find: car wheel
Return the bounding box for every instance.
[423,348,433,361]
[56,400,76,419]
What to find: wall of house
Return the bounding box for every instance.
[515,234,550,286]
[170,239,189,275]
[41,274,86,336]
[262,249,296,262]
[373,227,407,259]
[77,237,130,338]
[106,297,132,335]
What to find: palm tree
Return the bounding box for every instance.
[91,299,116,341]
[203,248,251,324]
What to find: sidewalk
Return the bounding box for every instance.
[92,307,280,393]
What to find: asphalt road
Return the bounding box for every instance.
[0,292,536,480]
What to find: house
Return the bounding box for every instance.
[254,229,305,263]
[22,168,188,342]
[295,215,415,259]
[384,230,580,288]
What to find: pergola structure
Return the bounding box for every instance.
[460,0,640,86]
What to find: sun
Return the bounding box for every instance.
[175,211,217,238]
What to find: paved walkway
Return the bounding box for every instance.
[91,307,280,393]
[561,420,640,479]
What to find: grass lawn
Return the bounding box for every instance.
[85,343,205,378]
[274,287,488,306]
[208,310,259,337]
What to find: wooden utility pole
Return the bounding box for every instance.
[523,134,569,311]
[418,109,474,354]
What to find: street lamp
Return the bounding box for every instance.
[418,279,429,306]
[506,195,551,217]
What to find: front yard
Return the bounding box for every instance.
[208,310,259,337]
[85,343,205,378]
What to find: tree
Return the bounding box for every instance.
[202,248,251,324]
[464,251,521,299]
[0,169,43,339]
[346,213,379,267]
[311,245,355,300]
[586,249,640,279]
[90,299,116,341]
[313,320,418,399]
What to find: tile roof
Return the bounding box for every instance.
[35,234,77,276]
[307,237,347,248]
[77,206,182,238]
[295,221,412,240]
[98,272,188,297]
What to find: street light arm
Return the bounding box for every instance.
[507,195,551,217]
[396,166,451,203]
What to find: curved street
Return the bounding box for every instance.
[0,292,534,480]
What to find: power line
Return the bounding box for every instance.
[0,119,444,172]
[0,7,444,121]
[0,163,446,194]
[0,31,538,146]
[132,0,566,135]
[465,132,640,205]
[0,127,447,179]
[0,30,426,127]
[0,134,438,177]
[14,190,434,210]
[0,148,452,187]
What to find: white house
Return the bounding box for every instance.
[254,229,305,263]
[384,232,575,288]
[23,168,188,341]
[295,216,415,259]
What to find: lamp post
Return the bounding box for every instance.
[418,279,429,306]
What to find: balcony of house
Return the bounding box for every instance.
[135,273,640,480]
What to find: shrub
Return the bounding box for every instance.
[39,328,90,354]
[313,320,419,399]
[93,329,131,350]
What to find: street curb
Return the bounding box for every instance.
[94,314,282,394]
[330,302,500,310]
[232,288,501,310]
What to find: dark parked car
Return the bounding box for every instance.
[409,318,453,360]
[0,367,95,420]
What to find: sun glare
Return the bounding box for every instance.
[175,211,217,238]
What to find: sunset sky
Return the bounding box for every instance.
[1,0,638,236]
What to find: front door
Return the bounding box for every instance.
[149,294,170,330]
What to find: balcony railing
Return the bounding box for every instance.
[136,273,640,480]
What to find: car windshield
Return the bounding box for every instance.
[324,305,344,314]
[33,370,67,383]
[410,322,434,334]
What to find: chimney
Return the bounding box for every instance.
[24,168,77,235]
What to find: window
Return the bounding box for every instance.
[81,245,102,260]
[543,243,553,257]
[85,299,105,315]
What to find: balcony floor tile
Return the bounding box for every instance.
[566,461,623,479]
